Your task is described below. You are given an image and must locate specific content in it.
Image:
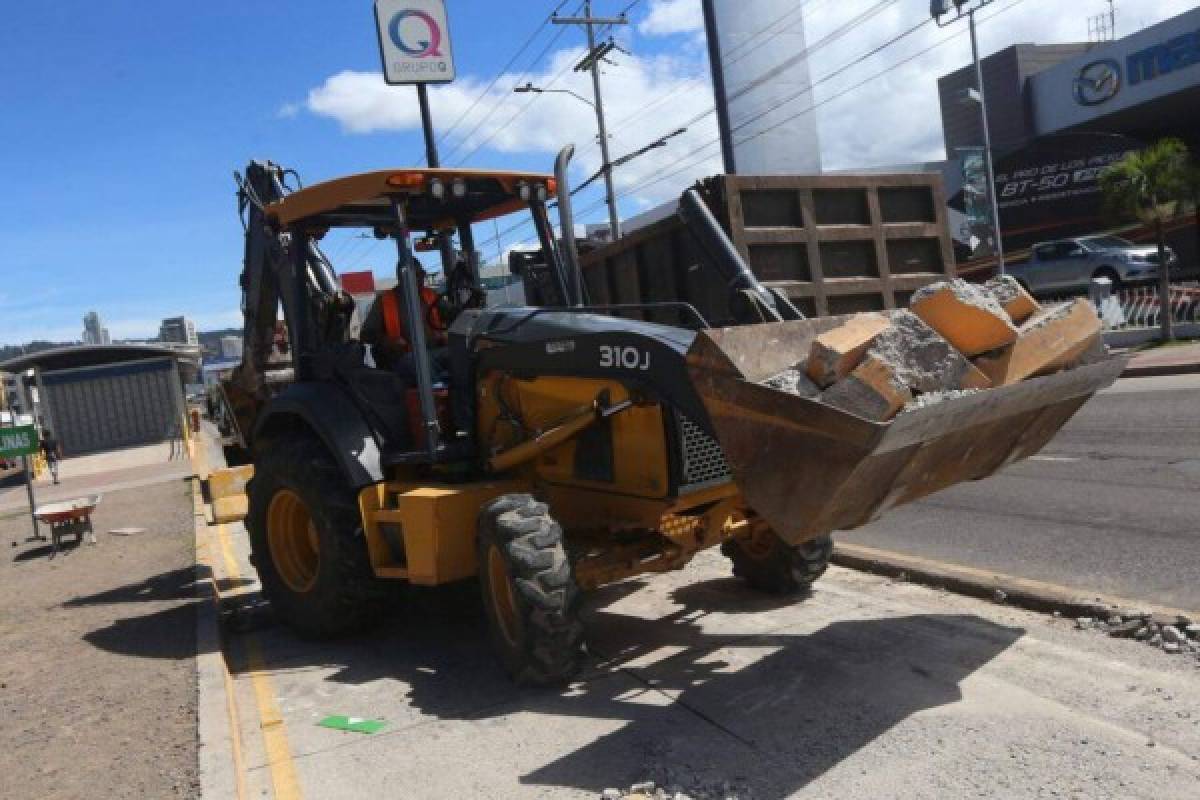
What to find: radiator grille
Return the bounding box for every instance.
[679,414,731,489]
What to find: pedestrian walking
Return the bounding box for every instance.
[40,429,61,484]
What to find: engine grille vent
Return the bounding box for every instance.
[678,414,731,489]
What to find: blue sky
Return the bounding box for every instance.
[1,0,1191,345]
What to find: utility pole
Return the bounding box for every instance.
[933,0,1006,274]
[701,0,737,174]
[552,2,627,240]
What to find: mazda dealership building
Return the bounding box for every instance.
[936,6,1200,267]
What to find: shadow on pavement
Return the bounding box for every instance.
[204,577,1024,798]
[64,567,252,607]
[83,603,199,661]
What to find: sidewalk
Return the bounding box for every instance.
[0,441,194,514]
[1121,341,1200,377]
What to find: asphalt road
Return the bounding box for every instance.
[843,373,1200,611]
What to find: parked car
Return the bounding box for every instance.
[1009,235,1177,295]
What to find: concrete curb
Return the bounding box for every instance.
[1120,360,1200,378]
[192,450,247,799]
[832,542,1198,623]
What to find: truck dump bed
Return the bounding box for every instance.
[686,316,1125,545]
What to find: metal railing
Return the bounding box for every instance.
[1039,281,1200,332]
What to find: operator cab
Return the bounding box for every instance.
[254,167,563,466]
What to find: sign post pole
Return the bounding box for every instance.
[1,423,41,541]
[22,454,40,541]
[374,0,457,273]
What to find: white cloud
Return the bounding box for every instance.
[294,0,1199,245]
[302,46,720,214]
[638,0,704,37]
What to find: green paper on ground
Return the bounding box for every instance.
[317,715,387,734]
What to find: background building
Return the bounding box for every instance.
[82,311,111,345]
[159,316,198,346]
[0,345,198,455]
[705,0,821,175]
[219,335,243,360]
[936,6,1200,264]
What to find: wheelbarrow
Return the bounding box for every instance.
[34,494,103,557]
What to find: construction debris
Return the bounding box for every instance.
[805,314,890,387]
[762,366,820,397]
[984,275,1041,324]
[599,780,732,800]
[910,279,1019,356]
[823,354,913,421]
[902,388,982,413]
[974,299,1103,386]
[1070,610,1200,660]
[758,292,1103,424]
[859,311,991,397]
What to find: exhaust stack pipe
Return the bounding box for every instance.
[554,145,585,307]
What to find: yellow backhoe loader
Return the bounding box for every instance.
[216,148,1123,684]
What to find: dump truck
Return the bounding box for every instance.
[217,147,1123,685]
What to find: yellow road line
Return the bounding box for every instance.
[222,651,250,800]
[215,520,303,800]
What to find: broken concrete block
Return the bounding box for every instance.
[910,279,1019,356]
[805,314,891,387]
[763,364,820,397]
[984,275,1041,324]
[973,299,1103,386]
[867,311,992,394]
[822,354,913,422]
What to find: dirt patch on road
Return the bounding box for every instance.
[0,480,200,799]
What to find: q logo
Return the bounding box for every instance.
[389,9,443,58]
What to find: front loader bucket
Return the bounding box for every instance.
[685,317,1126,546]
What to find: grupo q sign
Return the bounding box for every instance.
[374,0,456,85]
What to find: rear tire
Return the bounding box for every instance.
[246,434,391,638]
[477,494,584,686]
[722,528,833,595]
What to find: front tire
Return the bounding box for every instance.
[246,434,390,638]
[477,494,584,685]
[722,527,833,595]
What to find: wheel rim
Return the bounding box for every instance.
[267,489,320,594]
[487,544,522,647]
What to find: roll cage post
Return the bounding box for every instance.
[390,198,442,458]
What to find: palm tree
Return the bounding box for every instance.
[1100,138,1193,341]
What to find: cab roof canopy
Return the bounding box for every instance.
[265,168,556,232]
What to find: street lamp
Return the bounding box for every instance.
[932,0,1006,274]
[513,82,595,109]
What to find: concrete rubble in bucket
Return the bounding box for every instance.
[762,277,1106,421]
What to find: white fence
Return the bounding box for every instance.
[1038,281,1200,334]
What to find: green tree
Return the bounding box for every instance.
[1101,138,1193,341]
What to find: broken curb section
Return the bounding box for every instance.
[831,541,1199,625]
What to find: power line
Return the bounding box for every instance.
[482,0,1026,259]
[606,0,1031,205]
[599,0,888,154]
[431,0,574,154]
[442,1,586,165]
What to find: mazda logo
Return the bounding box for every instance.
[1074,59,1121,106]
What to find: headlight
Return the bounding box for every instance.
[517,182,531,202]
[451,178,468,198]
